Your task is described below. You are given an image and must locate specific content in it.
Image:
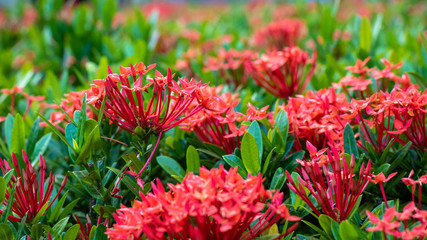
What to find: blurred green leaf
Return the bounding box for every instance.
[157,156,185,182]
[241,132,260,175]
[186,145,200,174]
[360,17,372,51]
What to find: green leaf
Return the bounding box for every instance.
[30,224,43,240]
[31,202,49,224]
[64,224,80,240]
[157,156,185,182]
[102,0,117,30]
[10,114,25,155]
[94,224,108,240]
[343,124,359,158]
[49,191,69,223]
[241,132,260,175]
[388,142,412,172]
[26,117,40,157]
[331,220,342,240]
[360,17,372,51]
[339,220,367,240]
[186,145,200,173]
[270,167,286,190]
[4,115,14,152]
[319,214,334,239]
[92,205,117,218]
[51,217,69,239]
[58,198,80,221]
[30,133,52,163]
[0,183,16,223]
[274,110,289,139]
[0,177,5,205]
[0,223,14,240]
[302,220,330,239]
[247,121,263,161]
[222,154,248,177]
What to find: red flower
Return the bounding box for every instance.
[368,172,397,208]
[205,48,256,88]
[280,88,350,151]
[246,46,316,99]
[287,144,372,222]
[366,202,427,240]
[88,63,207,135]
[106,165,300,240]
[252,19,306,49]
[0,151,67,223]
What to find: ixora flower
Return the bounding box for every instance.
[88,63,207,135]
[286,143,372,222]
[252,19,306,49]
[205,48,256,88]
[106,165,300,240]
[366,202,427,240]
[333,57,413,99]
[245,46,316,99]
[180,85,271,154]
[280,88,350,151]
[88,63,208,175]
[0,151,67,223]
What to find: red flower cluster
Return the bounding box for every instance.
[106,165,300,240]
[333,57,412,99]
[287,143,372,222]
[367,203,427,240]
[346,86,427,154]
[88,62,207,135]
[0,152,67,223]
[180,85,270,154]
[205,48,256,88]
[245,46,316,99]
[280,88,349,151]
[252,19,306,49]
[0,86,45,122]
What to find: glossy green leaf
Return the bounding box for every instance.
[30,133,52,163]
[10,114,25,155]
[186,145,200,173]
[92,205,117,218]
[319,214,334,239]
[247,121,263,161]
[241,132,260,175]
[0,177,5,205]
[157,156,185,182]
[51,217,69,238]
[0,183,16,223]
[340,220,367,240]
[0,223,14,240]
[222,154,248,177]
[343,124,359,158]
[64,224,80,240]
[270,167,286,190]
[4,115,14,153]
[26,117,40,157]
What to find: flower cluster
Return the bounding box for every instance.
[180,85,271,154]
[88,62,207,135]
[287,143,372,222]
[333,57,412,99]
[245,46,316,99]
[205,48,256,88]
[106,165,300,240]
[366,203,427,240]
[0,152,67,223]
[280,87,349,151]
[252,19,306,49]
[346,86,427,154]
